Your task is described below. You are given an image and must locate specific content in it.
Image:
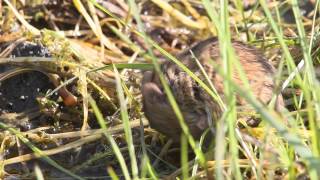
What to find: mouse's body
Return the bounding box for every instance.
[142,37,284,142]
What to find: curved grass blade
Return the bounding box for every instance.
[0,122,85,180]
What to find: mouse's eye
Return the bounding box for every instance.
[193,85,201,96]
[249,79,257,84]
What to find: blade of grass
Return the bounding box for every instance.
[3,0,40,35]
[216,66,320,173]
[202,0,252,178]
[79,69,89,131]
[86,78,117,110]
[107,166,120,180]
[34,164,45,180]
[151,0,207,29]
[0,123,85,180]
[219,0,242,178]
[291,0,320,178]
[90,0,224,110]
[73,0,122,54]
[139,117,159,179]
[126,0,207,169]
[257,0,320,175]
[181,134,189,179]
[258,0,304,89]
[1,136,7,178]
[88,97,131,180]
[191,50,225,110]
[87,63,154,73]
[91,0,320,175]
[113,64,138,179]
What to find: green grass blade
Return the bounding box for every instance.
[88,97,131,180]
[291,0,320,178]
[181,134,189,179]
[126,0,207,168]
[113,64,139,179]
[0,123,85,180]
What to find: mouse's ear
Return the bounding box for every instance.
[142,71,165,104]
[142,71,154,85]
[177,38,220,71]
[142,82,165,104]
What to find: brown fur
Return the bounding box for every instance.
[142,37,284,143]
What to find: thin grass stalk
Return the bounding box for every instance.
[88,0,320,177]
[233,0,250,41]
[34,164,45,180]
[308,0,320,165]
[202,0,252,178]
[150,0,206,29]
[258,0,303,87]
[88,97,131,180]
[72,0,121,54]
[215,66,320,172]
[113,65,139,179]
[109,25,155,62]
[71,147,130,173]
[200,1,225,178]
[90,0,224,110]
[181,134,189,179]
[140,156,150,179]
[107,167,120,180]
[108,25,142,53]
[271,3,286,109]
[191,131,208,176]
[308,0,320,55]
[86,78,117,110]
[88,63,154,74]
[146,162,158,179]
[3,0,40,35]
[291,0,320,177]
[126,0,207,168]
[259,0,320,174]
[139,118,158,179]
[235,129,258,178]
[87,0,105,58]
[192,50,259,178]
[79,69,89,131]
[149,41,225,107]
[219,0,242,178]
[0,134,6,178]
[191,51,225,109]
[0,123,85,180]
[288,146,297,179]
[291,0,320,154]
